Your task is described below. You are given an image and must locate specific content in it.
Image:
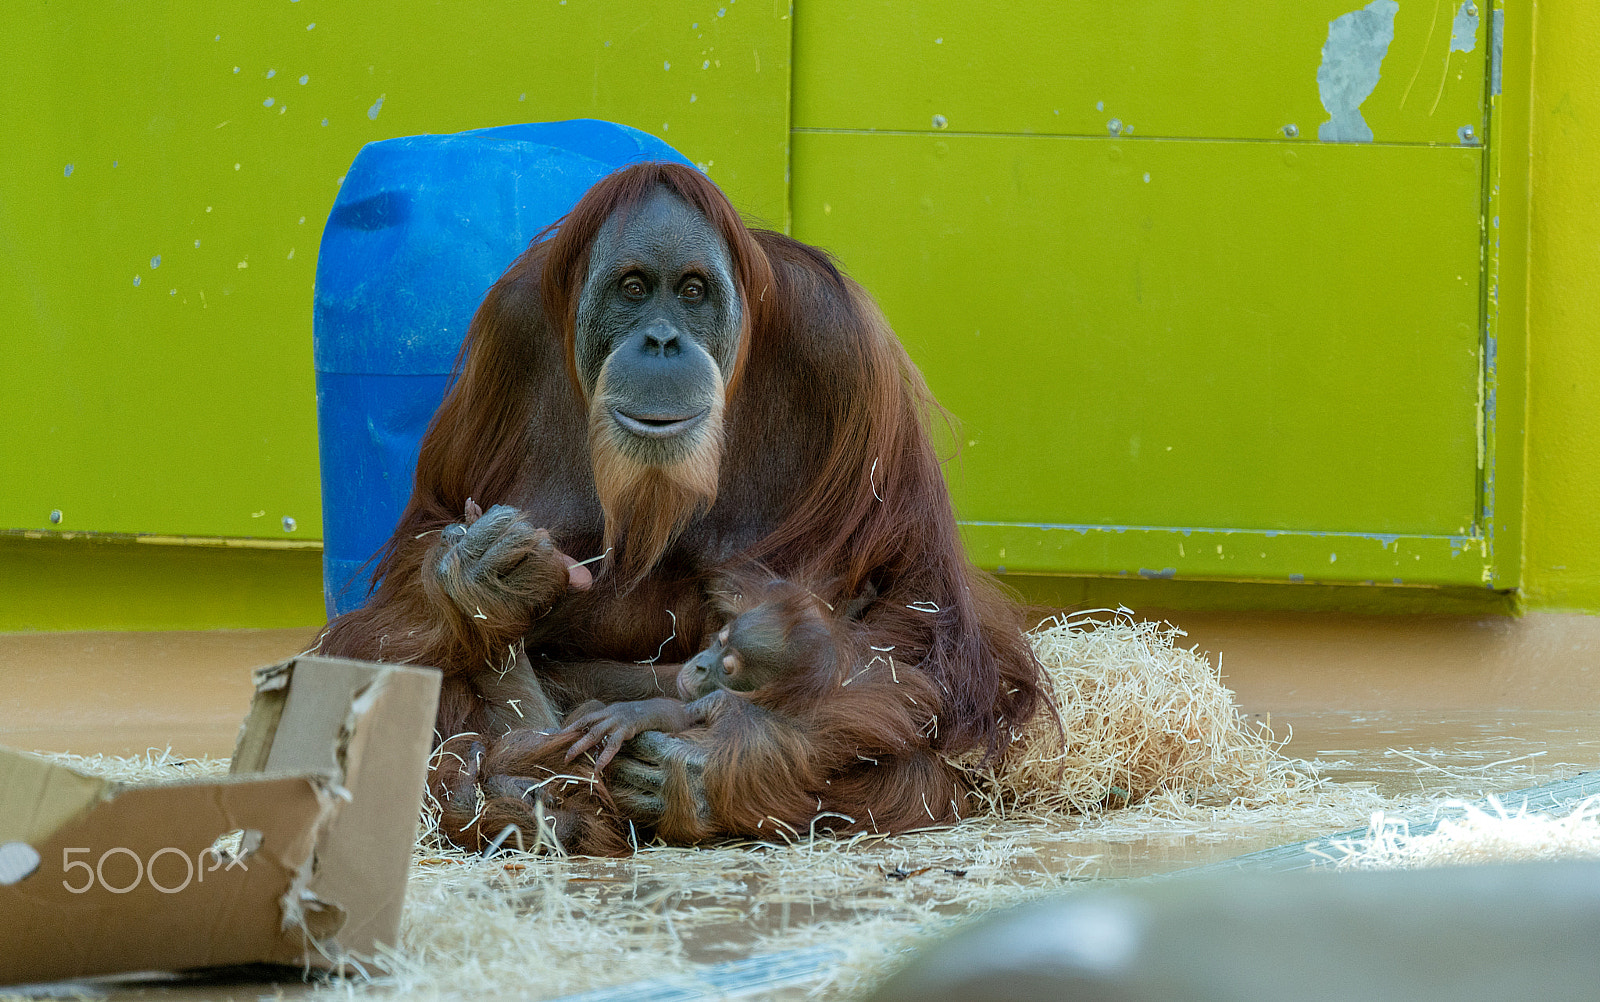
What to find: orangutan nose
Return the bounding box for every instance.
[640,323,681,357]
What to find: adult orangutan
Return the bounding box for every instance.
[315,162,1045,854]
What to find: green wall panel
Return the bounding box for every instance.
[0,533,323,631]
[5,2,1546,627]
[795,0,1488,145]
[792,132,1489,587]
[788,0,1505,591]
[0,1,791,542]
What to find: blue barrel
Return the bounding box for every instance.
[314,120,694,617]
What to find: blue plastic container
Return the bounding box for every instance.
[314,120,693,617]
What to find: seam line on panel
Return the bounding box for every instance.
[791,126,1482,150]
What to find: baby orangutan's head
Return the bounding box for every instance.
[677,582,840,700]
[677,620,778,699]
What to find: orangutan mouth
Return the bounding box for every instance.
[612,408,708,440]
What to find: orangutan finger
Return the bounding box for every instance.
[595,730,634,771]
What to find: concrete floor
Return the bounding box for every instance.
[1159,609,1600,712]
[1,611,1597,757]
[0,627,318,757]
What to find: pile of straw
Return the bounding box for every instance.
[954,610,1317,815]
[1327,796,1600,870]
[35,747,230,783]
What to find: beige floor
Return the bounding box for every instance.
[0,627,319,757]
[1159,609,1600,712]
[1,611,1597,757]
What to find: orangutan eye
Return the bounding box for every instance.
[621,275,647,299]
[679,278,705,302]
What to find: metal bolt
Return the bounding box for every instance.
[1459,124,1477,143]
[931,114,948,129]
[282,516,297,532]
[49,509,62,525]
[1466,2,1477,16]
[1107,118,1123,136]
[1282,123,1299,138]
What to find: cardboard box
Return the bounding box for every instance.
[0,655,441,986]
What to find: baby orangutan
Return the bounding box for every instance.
[556,579,845,770]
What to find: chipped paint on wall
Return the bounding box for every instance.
[1317,0,1400,143]
[1490,8,1504,96]
[1482,332,1498,523]
[1450,1,1481,53]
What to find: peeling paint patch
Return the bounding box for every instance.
[1482,333,1498,520]
[1490,9,1504,96]
[1317,0,1399,143]
[1450,1,1480,53]
[1476,346,1486,470]
[1137,568,1176,580]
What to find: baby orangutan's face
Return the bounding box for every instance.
[677,625,745,699]
[677,583,832,700]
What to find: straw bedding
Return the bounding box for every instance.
[953,610,1317,815]
[1325,795,1600,870]
[34,611,1568,1000]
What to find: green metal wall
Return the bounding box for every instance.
[791,0,1507,591]
[0,0,790,545]
[1,1,1569,630]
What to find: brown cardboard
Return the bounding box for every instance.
[0,655,440,986]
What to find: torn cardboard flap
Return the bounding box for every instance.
[0,655,440,987]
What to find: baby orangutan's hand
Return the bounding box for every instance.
[556,698,703,771]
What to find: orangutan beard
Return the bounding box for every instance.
[587,381,724,587]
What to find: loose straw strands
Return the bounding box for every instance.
[35,748,230,783]
[950,610,1319,818]
[1323,795,1600,870]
